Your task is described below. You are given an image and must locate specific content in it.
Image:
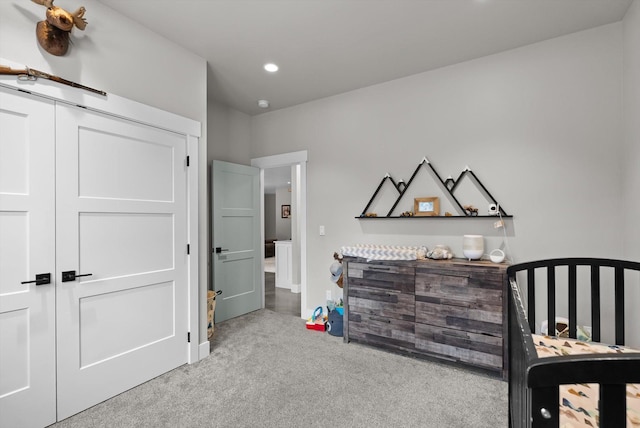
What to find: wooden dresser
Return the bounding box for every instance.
[343,257,508,379]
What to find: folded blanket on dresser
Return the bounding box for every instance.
[340,244,424,261]
[534,334,640,427]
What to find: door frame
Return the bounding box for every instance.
[251,151,307,318]
[0,72,202,364]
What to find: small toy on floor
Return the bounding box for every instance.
[305,306,327,331]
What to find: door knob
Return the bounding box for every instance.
[62,270,93,282]
[21,273,51,285]
[215,247,229,254]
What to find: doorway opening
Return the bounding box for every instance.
[251,151,308,319]
[263,166,299,317]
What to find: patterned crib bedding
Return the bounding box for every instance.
[340,244,425,261]
[533,334,640,427]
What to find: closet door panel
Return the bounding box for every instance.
[77,124,174,202]
[0,88,56,428]
[55,104,189,420]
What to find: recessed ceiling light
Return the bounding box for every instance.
[264,63,279,72]
[258,99,270,108]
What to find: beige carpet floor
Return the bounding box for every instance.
[49,309,508,427]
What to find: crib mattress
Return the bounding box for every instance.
[340,244,423,261]
[534,334,640,427]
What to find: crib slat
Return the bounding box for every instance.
[591,265,601,342]
[568,264,577,339]
[547,267,555,337]
[615,266,625,346]
[527,268,536,333]
[599,384,626,428]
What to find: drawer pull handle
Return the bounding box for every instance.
[445,274,470,279]
[370,316,391,323]
[358,290,395,297]
[442,330,470,339]
[369,266,391,271]
[445,301,470,308]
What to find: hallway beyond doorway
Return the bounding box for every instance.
[265,272,300,317]
[264,257,275,273]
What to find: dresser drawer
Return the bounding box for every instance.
[348,311,415,350]
[415,300,502,337]
[347,262,415,293]
[349,287,415,320]
[415,323,502,370]
[415,267,503,307]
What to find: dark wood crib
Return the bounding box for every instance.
[508,258,640,427]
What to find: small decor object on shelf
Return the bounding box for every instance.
[32,0,88,56]
[463,235,484,260]
[426,245,454,260]
[361,212,377,217]
[414,197,439,216]
[463,205,479,216]
[399,211,414,217]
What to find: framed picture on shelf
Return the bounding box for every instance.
[414,197,439,216]
[281,205,291,218]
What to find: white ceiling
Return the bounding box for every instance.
[264,166,291,195]
[99,0,632,116]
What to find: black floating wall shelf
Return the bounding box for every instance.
[358,157,512,219]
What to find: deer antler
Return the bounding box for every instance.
[71,6,87,30]
[31,0,54,8]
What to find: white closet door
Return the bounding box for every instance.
[0,89,56,427]
[55,104,189,419]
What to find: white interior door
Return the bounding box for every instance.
[0,89,56,427]
[54,105,189,419]
[212,160,261,322]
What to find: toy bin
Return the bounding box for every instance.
[327,309,343,337]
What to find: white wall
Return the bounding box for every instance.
[624,2,640,259]
[0,0,210,343]
[623,0,640,345]
[250,23,626,319]
[207,99,251,164]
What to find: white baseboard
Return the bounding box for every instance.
[291,283,301,293]
[198,341,210,360]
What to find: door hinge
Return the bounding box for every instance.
[187,244,190,255]
[187,332,191,343]
[186,156,190,167]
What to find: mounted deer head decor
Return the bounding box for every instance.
[32,0,87,56]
